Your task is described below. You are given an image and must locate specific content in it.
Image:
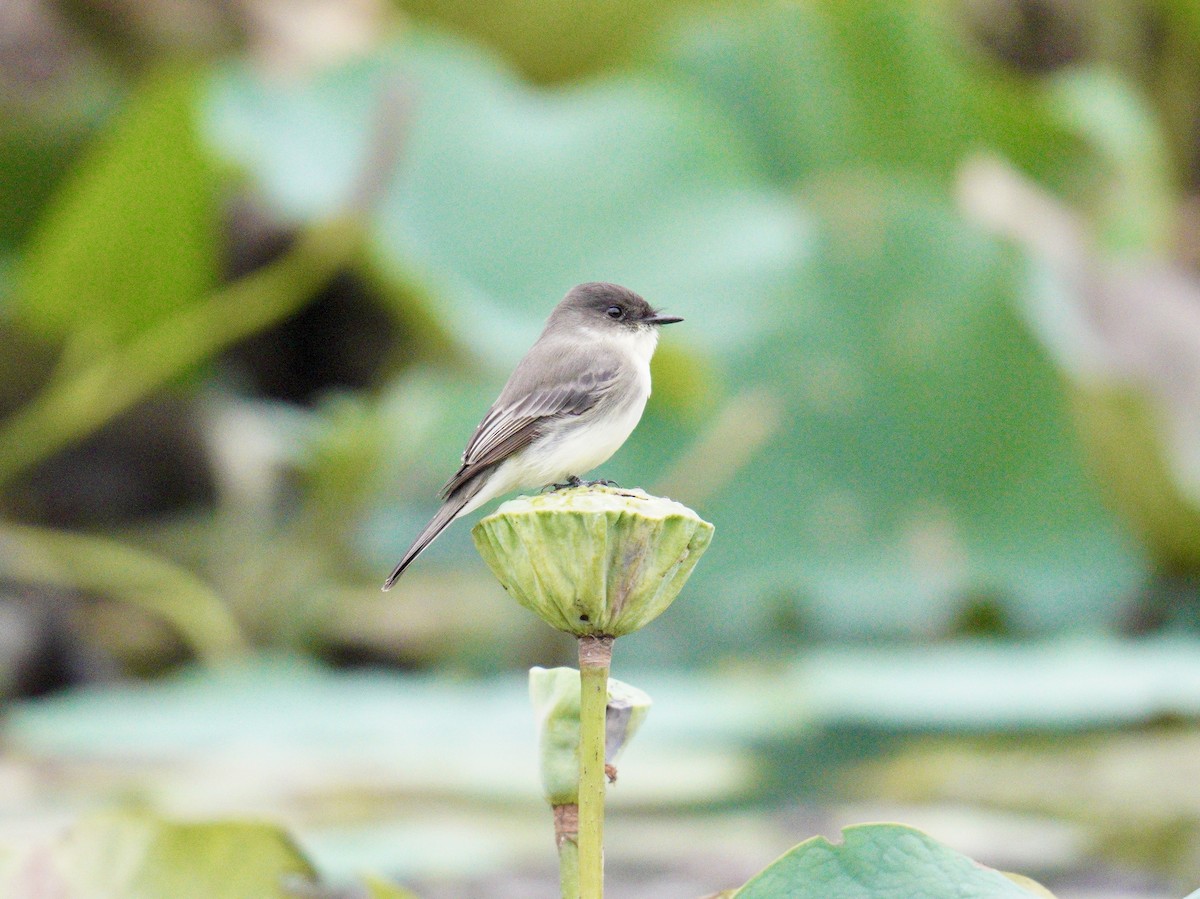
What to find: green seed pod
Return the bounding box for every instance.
[529,666,652,806]
[472,486,713,637]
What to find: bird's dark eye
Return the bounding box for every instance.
[606,305,623,319]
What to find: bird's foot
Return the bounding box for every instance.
[543,475,584,493]
[585,478,620,488]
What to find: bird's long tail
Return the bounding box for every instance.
[381,486,478,591]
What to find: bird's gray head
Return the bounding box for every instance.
[550,282,683,333]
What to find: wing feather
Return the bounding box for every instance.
[440,354,622,498]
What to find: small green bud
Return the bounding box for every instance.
[472,486,713,636]
[603,677,652,765]
[529,666,652,805]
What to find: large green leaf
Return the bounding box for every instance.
[959,153,1200,573]
[203,29,808,368]
[15,68,220,352]
[796,637,1200,731]
[735,823,1051,898]
[629,177,1146,657]
[658,0,1075,187]
[3,659,769,880]
[5,645,1198,884]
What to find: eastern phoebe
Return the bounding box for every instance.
[382,282,682,590]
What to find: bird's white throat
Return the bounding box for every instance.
[597,323,659,377]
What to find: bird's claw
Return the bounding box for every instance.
[542,476,584,493]
[541,476,620,492]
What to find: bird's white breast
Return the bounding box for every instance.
[558,327,656,469]
[488,326,658,492]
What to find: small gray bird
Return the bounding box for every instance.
[382,282,681,590]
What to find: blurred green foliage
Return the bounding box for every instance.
[13,645,1197,890]
[0,780,1057,897]
[16,70,219,347]
[1,0,1200,675]
[660,1,1077,186]
[8,5,1200,895]
[0,809,318,898]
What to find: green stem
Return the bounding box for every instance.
[577,635,613,899]
[554,804,580,899]
[0,521,246,663]
[0,219,362,489]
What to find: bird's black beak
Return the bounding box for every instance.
[644,313,683,326]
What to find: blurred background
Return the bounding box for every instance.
[2,0,1200,895]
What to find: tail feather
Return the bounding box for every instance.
[382,491,473,591]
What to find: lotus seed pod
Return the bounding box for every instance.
[529,666,652,805]
[472,486,713,637]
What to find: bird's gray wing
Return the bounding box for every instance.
[439,345,623,498]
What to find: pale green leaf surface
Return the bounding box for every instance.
[796,637,1200,731]
[203,29,810,367]
[659,1,1073,187]
[2,659,763,880]
[960,156,1200,567]
[735,823,1051,898]
[4,642,1200,880]
[12,639,1200,783]
[632,178,1146,659]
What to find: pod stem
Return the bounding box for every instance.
[554,803,580,899]
[577,634,613,899]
